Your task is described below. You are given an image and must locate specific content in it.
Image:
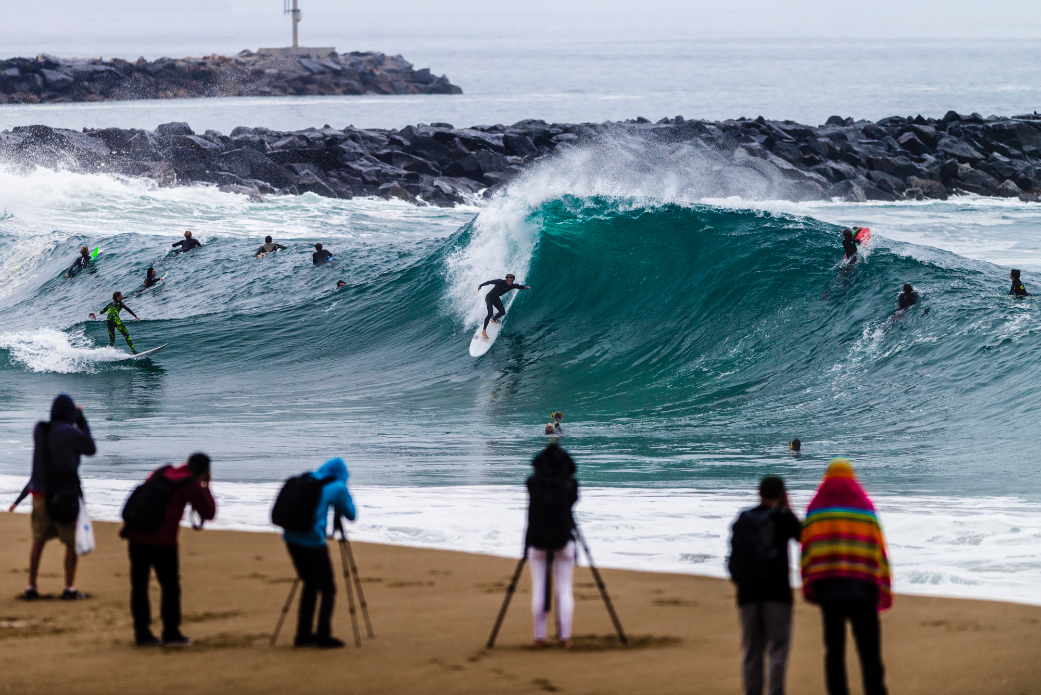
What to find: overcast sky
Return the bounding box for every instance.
[3,0,1039,59]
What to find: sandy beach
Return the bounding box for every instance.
[0,512,1037,694]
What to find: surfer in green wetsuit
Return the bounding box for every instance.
[89,291,140,354]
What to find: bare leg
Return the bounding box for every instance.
[64,544,78,589]
[28,540,45,589]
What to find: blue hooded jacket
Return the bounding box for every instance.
[282,458,356,548]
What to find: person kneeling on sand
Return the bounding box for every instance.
[9,394,96,601]
[728,476,802,695]
[801,458,891,695]
[120,453,216,647]
[281,458,356,648]
[525,444,579,648]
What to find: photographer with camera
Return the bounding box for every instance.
[120,453,216,647]
[525,444,579,648]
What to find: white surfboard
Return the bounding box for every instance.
[123,344,167,360]
[469,321,502,357]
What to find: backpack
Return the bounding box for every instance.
[271,473,337,534]
[37,422,81,524]
[727,507,781,586]
[122,466,195,534]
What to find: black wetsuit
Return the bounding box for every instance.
[66,255,90,276]
[1009,280,1031,297]
[479,279,530,330]
[256,242,287,256]
[897,291,918,310]
[313,249,333,265]
[143,273,160,288]
[842,239,859,260]
[172,237,201,252]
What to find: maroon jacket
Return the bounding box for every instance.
[121,464,216,546]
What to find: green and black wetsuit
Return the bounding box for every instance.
[98,300,138,353]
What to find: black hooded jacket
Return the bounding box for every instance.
[28,395,96,497]
[525,444,579,550]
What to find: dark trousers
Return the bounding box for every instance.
[286,542,336,639]
[484,295,506,330]
[129,542,180,641]
[740,601,793,695]
[821,600,888,695]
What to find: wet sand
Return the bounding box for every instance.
[0,512,1038,694]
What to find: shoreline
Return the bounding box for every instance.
[1,111,1039,207]
[3,475,1039,608]
[0,513,1038,694]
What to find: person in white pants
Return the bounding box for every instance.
[524,443,580,648]
[529,540,576,645]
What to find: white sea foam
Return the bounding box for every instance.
[0,328,129,373]
[2,475,1037,606]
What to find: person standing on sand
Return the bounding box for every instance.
[120,453,216,647]
[728,476,803,695]
[282,458,356,649]
[525,444,579,648]
[8,394,95,601]
[801,458,891,695]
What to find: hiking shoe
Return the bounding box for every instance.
[22,588,40,601]
[59,589,89,601]
[293,634,318,648]
[136,635,161,647]
[162,634,193,647]
[316,636,345,649]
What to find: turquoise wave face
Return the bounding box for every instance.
[1,198,1038,494]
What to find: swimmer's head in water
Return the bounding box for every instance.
[843,229,853,241]
[544,423,555,435]
[315,242,323,251]
[789,438,801,452]
[336,280,346,288]
[265,235,273,243]
[505,274,515,282]
[184,230,192,238]
[903,283,913,294]
[551,411,563,422]
[80,245,89,256]
[1011,269,1021,279]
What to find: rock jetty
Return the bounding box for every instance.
[0,51,461,104]
[1,111,1040,206]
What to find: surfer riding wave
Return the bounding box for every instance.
[478,274,530,340]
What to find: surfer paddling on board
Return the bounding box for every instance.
[172,230,201,253]
[1009,269,1032,297]
[842,229,860,262]
[255,236,288,258]
[143,267,163,289]
[478,274,530,339]
[897,283,919,310]
[313,243,334,266]
[65,246,91,278]
[89,291,140,354]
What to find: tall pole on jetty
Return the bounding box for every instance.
[285,0,301,48]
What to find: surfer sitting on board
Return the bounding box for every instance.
[65,246,91,278]
[89,291,140,354]
[313,242,334,265]
[256,236,288,258]
[842,229,860,262]
[897,283,919,310]
[172,230,201,253]
[478,274,530,339]
[1009,269,1032,297]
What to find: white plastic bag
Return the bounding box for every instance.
[75,498,95,556]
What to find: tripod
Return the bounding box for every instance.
[334,516,375,646]
[270,517,375,647]
[486,522,627,648]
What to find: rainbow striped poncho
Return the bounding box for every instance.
[800,461,892,611]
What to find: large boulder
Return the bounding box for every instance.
[826,179,867,202]
[897,132,929,155]
[156,122,194,137]
[906,176,948,200]
[996,179,1023,198]
[936,136,984,163]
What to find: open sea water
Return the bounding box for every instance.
[1,35,1040,605]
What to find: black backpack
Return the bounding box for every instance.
[271,473,337,534]
[38,422,81,524]
[122,466,195,534]
[727,507,781,586]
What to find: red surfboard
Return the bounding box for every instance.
[853,226,871,246]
